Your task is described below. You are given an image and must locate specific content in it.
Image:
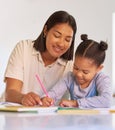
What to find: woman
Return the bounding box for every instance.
[3,10,77,106]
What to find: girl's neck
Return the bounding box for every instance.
[80,81,92,89]
[41,52,57,66]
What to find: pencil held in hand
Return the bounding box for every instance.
[35,74,49,97]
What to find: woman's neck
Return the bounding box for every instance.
[41,52,57,66]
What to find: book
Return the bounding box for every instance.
[0,102,58,113]
[57,107,100,115]
[0,102,115,114]
[57,106,115,115]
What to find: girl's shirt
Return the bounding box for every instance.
[47,71,112,108]
[3,40,73,99]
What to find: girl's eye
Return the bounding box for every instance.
[83,71,89,74]
[73,66,79,70]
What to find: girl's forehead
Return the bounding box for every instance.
[74,56,95,66]
[75,56,93,62]
[74,57,98,71]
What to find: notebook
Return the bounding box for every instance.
[0,102,58,113]
[57,106,115,115]
[57,107,100,114]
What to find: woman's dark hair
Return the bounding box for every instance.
[33,10,77,60]
[75,34,108,66]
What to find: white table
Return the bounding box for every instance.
[0,112,115,130]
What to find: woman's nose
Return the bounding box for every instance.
[57,38,65,47]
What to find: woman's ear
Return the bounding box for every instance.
[43,25,47,37]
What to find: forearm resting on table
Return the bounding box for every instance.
[5,89,24,104]
[4,78,24,104]
[59,100,79,107]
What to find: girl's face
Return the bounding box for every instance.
[44,23,73,58]
[73,56,103,88]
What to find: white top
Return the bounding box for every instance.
[4,40,73,96]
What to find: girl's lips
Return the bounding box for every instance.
[77,78,84,84]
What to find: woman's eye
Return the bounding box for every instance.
[54,33,60,38]
[65,38,71,43]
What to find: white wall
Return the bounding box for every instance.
[0,0,115,96]
[112,13,115,94]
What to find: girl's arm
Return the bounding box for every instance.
[45,72,73,104]
[77,73,112,108]
[59,99,78,107]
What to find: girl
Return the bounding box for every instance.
[42,34,112,108]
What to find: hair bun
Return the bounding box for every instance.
[81,34,88,41]
[99,41,108,51]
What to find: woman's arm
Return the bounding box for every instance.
[5,78,42,106]
[5,78,23,103]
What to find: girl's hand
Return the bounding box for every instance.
[41,97,54,107]
[59,99,78,107]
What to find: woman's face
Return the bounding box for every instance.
[73,56,103,88]
[44,23,73,58]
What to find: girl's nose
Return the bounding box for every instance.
[76,70,82,78]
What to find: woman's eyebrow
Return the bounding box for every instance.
[54,30,73,38]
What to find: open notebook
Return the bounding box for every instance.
[0,102,115,114]
[0,102,58,113]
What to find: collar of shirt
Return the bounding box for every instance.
[32,47,67,67]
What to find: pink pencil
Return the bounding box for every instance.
[35,74,49,97]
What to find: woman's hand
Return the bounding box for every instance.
[59,99,78,107]
[21,92,42,106]
[5,78,42,106]
[41,97,54,107]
